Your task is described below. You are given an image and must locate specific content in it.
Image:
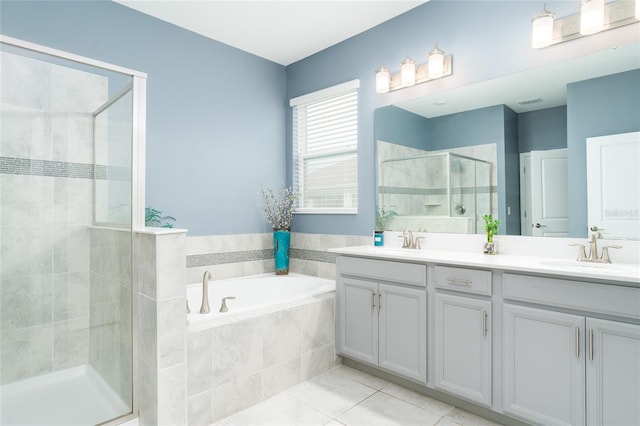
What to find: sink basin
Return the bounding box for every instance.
[538,259,640,275]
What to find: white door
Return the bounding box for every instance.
[586,318,640,426]
[530,148,569,237]
[378,283,426,383]
[434,293,491,406]
[503,304,585,426]
[338,277,378,366]
[586,131,640,240]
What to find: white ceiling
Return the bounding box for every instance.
[114,0,427,66]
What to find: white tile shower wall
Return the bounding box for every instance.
[89,227,133,406]
[0,51,106,385]
[185,232,370,284]
[186,294,337,426]
[136,229,187,426]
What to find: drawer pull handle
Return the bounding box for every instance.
[589,329,594,361]
[447,278,472,286]
[576,327,580,359]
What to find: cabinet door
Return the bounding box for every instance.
[378,283,426,383]
[503,304,585,426]
[434,293,491,406]
[338,277,378,365]
[586,318,640,426]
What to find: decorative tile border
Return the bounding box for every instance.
[0,156,130,181]
[379,185,497,195]
[186,248,335,269]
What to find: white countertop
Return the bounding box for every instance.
[329,245,640,285]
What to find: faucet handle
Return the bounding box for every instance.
[414,235,424,250]
[600,245,622,263]
[569,243,587,261]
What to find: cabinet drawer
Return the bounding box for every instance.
[337,256,426,287]
[503,273,640,320]
[435,265,492,295]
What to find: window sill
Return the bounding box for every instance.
[294,208,358,215]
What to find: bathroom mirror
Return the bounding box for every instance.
[375,42,640,239]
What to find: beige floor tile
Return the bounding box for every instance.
[336,391,442,426]
[442,408,503,426]
[381,382,454,417]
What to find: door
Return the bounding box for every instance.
[529,148,569,237]
[378,284,426,383]
[434,293,491,406]
[503,304,585,426]
[338,277,378,365]
[586,131,640,240]
[586,318,640,426]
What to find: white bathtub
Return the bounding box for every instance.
[186,273,335,328]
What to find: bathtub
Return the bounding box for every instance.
[186,273,335,328]
[185,273,339,422]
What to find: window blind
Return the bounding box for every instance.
[292,81,359,213]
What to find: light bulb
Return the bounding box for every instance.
[375,63,390,93]
[400,56,416,87]
[428,44,445,79]
[531,4,556,48]
[580,0,605,36]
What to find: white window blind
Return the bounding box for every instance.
[291,80,359,214]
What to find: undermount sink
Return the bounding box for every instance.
[538,259,640,275]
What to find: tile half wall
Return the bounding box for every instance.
[185,233,371,284]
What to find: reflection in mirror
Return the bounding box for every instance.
[374,42,640,239]
[378,141,496,233]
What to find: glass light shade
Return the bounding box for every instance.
[375,64,390,94]
[531,8,556,48]
[428,45,445,79]
[400,56,416,87]
[580,0,605,35]
[636,0,639,20]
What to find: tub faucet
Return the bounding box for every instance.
[200,270,212,314]
[219,296,236,313]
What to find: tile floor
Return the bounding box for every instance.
[121,365,502,426]
[212,365,502,426]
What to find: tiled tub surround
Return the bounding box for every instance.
[187,290,338,426]
[136,228,188,426]
[185,232,370,284]
[0,51,106,385]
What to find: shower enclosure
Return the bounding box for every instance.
[379,152,492,233]
[0,36,145,425]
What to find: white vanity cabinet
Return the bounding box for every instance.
[502,273,640,426]
[434,292,492,406]
[586,318,640,426]
[433,265,492,407]
[337,256,427,383]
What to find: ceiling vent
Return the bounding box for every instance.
[516,97,543,105]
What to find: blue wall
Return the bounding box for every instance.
[374,106,429,150]
[285,0,633,236]
[3,0,636,237]
[518,106,568,153]
[567,69,640,237]
[1,0,286,235]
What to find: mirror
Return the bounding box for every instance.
[375,42,640,239]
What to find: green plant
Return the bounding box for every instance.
[376,206,398,230]
[145,207,176,228]
[482,214,500,242]
[261,183,298,230]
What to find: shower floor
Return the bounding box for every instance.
[1,364,129,426]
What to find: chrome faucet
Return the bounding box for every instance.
[200,270,212,314]
[569,233,622,264]
[399,229,423,249]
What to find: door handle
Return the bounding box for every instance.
[482,310,487,337]
[533,223,547,228]
[576,327,580,359]
[589,329,594,361]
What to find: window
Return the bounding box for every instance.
[290,80,359,214]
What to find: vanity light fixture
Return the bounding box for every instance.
[531,0,639,49]
[375,44,452,94]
